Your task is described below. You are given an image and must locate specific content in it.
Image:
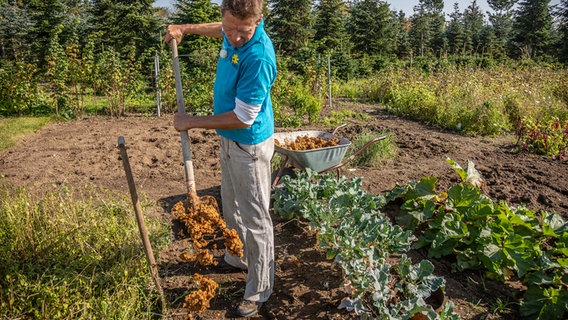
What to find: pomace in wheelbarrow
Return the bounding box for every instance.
[275,135,340,151]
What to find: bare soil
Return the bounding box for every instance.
[1,100,566,320]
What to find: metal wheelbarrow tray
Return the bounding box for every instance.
[272,126,387,186]
[274,130,351,172]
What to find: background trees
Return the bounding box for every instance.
[559,0,568,62]
[0,0,566,117]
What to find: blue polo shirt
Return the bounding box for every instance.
[214,19,277,145]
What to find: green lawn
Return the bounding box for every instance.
[0,116,52,151]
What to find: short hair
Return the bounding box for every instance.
[221,0,263,20]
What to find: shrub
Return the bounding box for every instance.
[0,61,50,116]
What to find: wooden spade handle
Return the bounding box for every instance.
[170,39,197,197]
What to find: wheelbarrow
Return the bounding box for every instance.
[271,124,387,186]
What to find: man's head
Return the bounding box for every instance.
[221,0,263,48]
[221,0,263,20]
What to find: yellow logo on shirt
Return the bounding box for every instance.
[231,54,239,64]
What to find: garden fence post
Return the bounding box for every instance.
[154,52,162,117]
[328,54,332,109]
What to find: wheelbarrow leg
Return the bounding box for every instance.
[272,153,290,187]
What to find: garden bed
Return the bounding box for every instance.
[1,101,566,319]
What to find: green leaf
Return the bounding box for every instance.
[477,243,508,280]
[464,160,484,188]
[455,248,482,271]
[446,184,492,214]
[525,270,555,286]
[385,183,411,202]
[446,158,467,181]
[414,259,435,281]
[520,285,568,320]
[446,158,485,188]
[405,177,438,200]
[542,212,568,238]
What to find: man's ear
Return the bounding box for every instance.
[256,14,263,25]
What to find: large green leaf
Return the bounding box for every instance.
[542,212,568,237]
[446,158,484,188]
[520,285,568,320]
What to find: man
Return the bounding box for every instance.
[165,0,277,317]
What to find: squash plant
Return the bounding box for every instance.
[385,159,568,320]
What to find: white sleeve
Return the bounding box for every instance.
[233,98,261,126]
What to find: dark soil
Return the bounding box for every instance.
[1,100,566,319]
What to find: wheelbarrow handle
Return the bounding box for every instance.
[321,135,388,174]
[170,39,197,196]
[332,123,347,135]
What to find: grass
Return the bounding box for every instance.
[347,130,398,168]
[82,94,158,116]
[0,184,171,319]
[0,116,52,151]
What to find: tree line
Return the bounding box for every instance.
[1,0,567,116]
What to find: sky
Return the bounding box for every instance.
[153,0,561,17]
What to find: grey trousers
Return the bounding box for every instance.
[220,136,274,303]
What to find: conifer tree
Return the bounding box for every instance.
[0,1,35,61]
[394,11,413,58]
[409,0,445,56]
[267,0,313,54]
[462,0,486,54]
[90,0,161,60]
[170,0,221,54]
[446,3,466,55]
[512,0,553,59]
[557,0,568,62]
[313,0,351,53]
[487,0,517,57]
[347,0,396,55]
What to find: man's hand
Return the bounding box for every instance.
[173,112,192,131]
[165,25,184,44]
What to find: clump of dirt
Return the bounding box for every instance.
[275,135,340,150]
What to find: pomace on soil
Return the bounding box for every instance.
[183,273,219,312]
[172,193,243,258]
[172,192,246,317]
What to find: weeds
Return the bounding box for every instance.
[0,184,171,319]
[347,130,397,168]
[334,66,567,138]
[515,116,568,159]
